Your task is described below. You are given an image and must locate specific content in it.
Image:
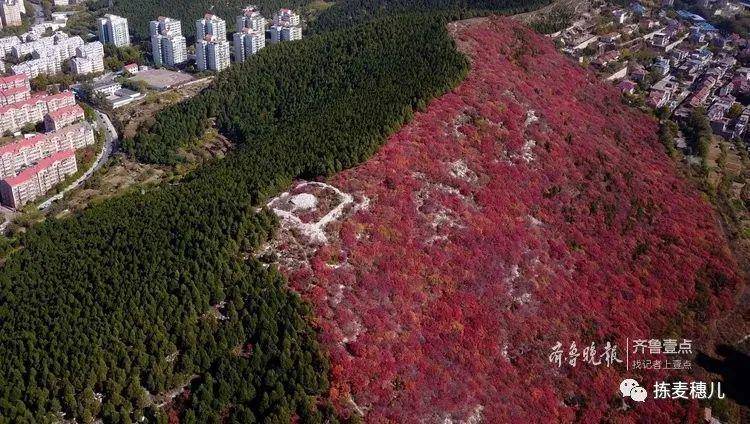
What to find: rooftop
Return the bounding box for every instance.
[0,92,50,114]
[0,74,27,85]
[4,149,74,187]
[47,103,83,120]
[0,121,90,156]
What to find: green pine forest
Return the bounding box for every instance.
[109,0,552,39]
[0,12,474,423]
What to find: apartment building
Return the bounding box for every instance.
[195,14,229,72]
[273,9,300,27]
[0,149,77,208]
[12,56,58,78]
[11,34,84,78]
[44,91,75,111]
[11,33,58,59]
[71,41,104,75]
[0,0,24,29]
[99,14,130,47]
[36,35,83,64]
[269,24,302,43]
[196,37,230,72]
[236,6,266,32]
[0,74,30,106]
[196,14,227,41]
[281,25,302,42]
[150,17,187,67]
[161,35,187,67]
[0,122,94,179]
[0,35,20,56]
[0,73,27,90]
[44,103,84,131]
[78,41,104,62]
[268,8,302,44]
[233,28,265,63]
[0,91,75,134]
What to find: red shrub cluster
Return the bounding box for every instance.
[282,18,741,422]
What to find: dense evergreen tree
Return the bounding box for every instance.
[0,15,468,423]
[108,0,551,40]
[310,0,553,32]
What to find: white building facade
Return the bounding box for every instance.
[150,17,187,67]
[99,14,130,47]
[233,28,265,63]
[236,6,266,32]
[196,14,227,41]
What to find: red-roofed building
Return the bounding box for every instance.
[618,80,637,95]
[0,122,95,179]
[0,91,75,135]
[0,74,30,107]
[0,74,28,91]
[44,103,84,131]
[647,89,670,108]
[0,149,77,208]
[43,91,76,112]
[689,86,711,108]
[123,63,139,74]
[0,85,31,106]
[593,50,621,68]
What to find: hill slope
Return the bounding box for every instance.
[0,16,468,422]
[273,17,742,422]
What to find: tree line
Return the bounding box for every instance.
[108,0,552,41]
[309,0,554,33]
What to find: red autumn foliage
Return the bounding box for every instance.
[281,18,742,422]
[166,389,191,424]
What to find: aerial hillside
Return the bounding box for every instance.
[0,16,469,422]
[270,18,743,422]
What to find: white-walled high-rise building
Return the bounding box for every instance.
[196,14,227,41]
[196,37,230,72]
[207,40,230,71]
[98,14,130,47]
[0,0,24,28]
[273,9,300,27]
[281,25,302,42]
[150,16,181,37]
[195,15,229,72]
[233,28,265,63]
[268,9,301,44]
[162,35,187,67]
[268,24,301,44]
[150,17,187,67]
[236,6,266,32]
[268,25,282,44]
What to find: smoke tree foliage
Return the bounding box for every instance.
[278,18,741,423]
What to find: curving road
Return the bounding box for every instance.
[38,109,118,210]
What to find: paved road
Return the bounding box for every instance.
[38,110,118,210]
[28,0,45,25]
